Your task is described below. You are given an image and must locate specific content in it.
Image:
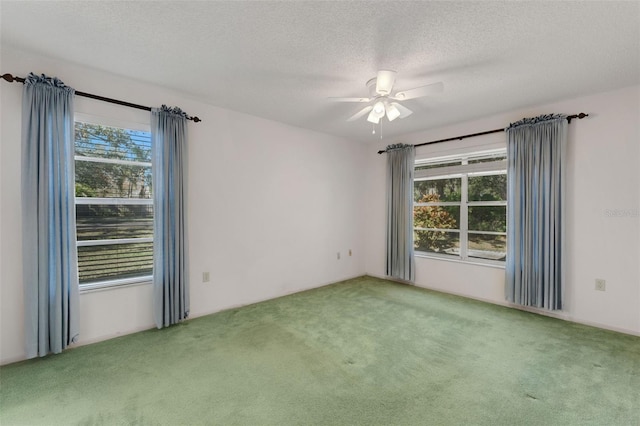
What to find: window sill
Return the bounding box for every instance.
[79,276,153,294]
[415,253,505,269]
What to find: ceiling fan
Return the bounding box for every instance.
[329,70,444,124]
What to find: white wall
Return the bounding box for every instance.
[0,47,366,364]
[365,85,640,335]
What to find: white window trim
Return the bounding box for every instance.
[74,117,153,290]
[79,276,152,293]
[75,197,153,205]
[75,155,152,168]
[415,159,507,180]
[77,237,154,247]
[415,251,506,269]
[414,149,507,266]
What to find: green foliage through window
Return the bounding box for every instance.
[413,151,507,262]
[74,121,153,285]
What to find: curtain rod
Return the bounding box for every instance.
[377,113,589,154]
[1,73,202,123]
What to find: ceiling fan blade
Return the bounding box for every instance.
[347,105,373,122]
[393,81,444,100]
[376,70,397,95]
[328,97,371,103]
[390,102,413,118]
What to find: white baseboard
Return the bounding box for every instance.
[4,272,632,366]
[0,353,28,366]
[367,273,639,337]
[189,273,366,320]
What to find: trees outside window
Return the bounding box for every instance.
[74,121,153,288]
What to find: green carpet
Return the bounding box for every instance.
[1,276,639,425]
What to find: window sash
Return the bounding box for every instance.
[74,120,153,287]
[415,227,460,232]
[413,150,506,264]
[77,237,154,247]
[415,201,461,207]
[75,197,153,205]
[415,159,506,180]
[75,155,151,168]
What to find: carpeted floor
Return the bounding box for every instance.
[1,276,639,425]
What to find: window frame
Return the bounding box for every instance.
[414,149,507,266]
[74,113,154,291]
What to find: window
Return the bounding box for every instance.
[74,120,153,288]
[414,149,507,264]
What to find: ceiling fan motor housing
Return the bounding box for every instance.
[366,78,379,98]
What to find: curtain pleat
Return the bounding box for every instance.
[22,73,80,358]
[506,114,567,310]
[386,144,415,282]
[152,105,189,328]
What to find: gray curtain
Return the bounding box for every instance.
[22,73,80,358]
[386,143,416,282]
[152,105,189,328]
[506,114,567,310]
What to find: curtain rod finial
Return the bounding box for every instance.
[1,73,15,82]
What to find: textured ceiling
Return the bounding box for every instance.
[2,1,639,142]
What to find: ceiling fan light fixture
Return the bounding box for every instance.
[367,109,381,124]
[385,103,401,121]
[373,101,385,115]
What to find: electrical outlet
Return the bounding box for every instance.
[349,249,352,256]
[203,272,210,283]
[337,252,341,260]
[595,279,606,291]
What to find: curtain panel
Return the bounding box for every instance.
[152,105,190,328]
[22,73,80,358]
[386,143,416,282]
[506,114,567,310]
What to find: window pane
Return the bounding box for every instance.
[75,162,152,198]
[414,205,460,230]
[414,178,461,202]
[415,160,462,171]
[468,174,507,201]
[414,230,460,256]
[76,204,153,241]
[468,153,507,164]
[75,122,151,162]
[75,121,153,286]
[468,233,507,261]
[77,242,153,284]
[468,206,506,232]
